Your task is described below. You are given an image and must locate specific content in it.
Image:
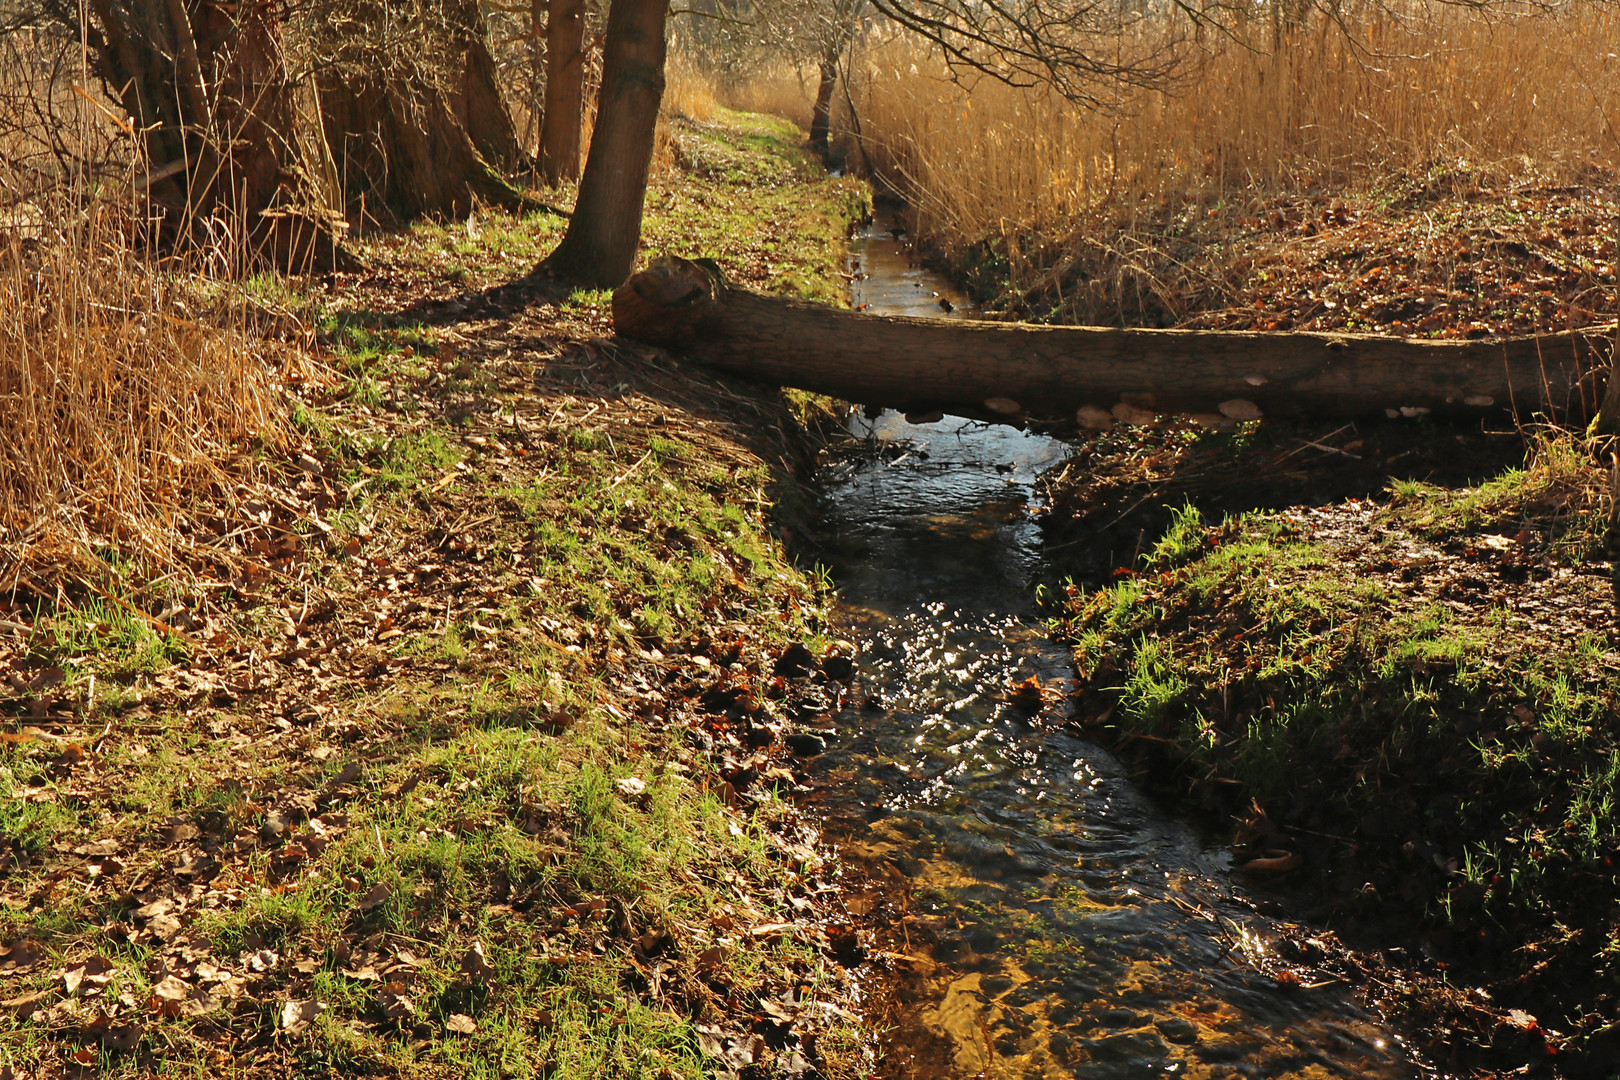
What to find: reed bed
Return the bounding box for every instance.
[0,193,304,599]
[0,36,304,602]
[837,4,1620,327]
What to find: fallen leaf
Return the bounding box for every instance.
[246,949,279,973]
[0,939,42,972]
[356,883,393,912]
[280,998,325,1032]
[133,898,175,920]
[461,941,495,984]
[85,1012,141,1052]
[1235,849,1303,874]
[151,975,189,1001]
[446,1012,477,1034]
[62,956,115,996]
[182,988,222,1017]
[378,981,415,1021]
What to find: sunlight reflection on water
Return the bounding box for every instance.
[803,218,1418,1080]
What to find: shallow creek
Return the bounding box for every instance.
[804,220,1420,1079]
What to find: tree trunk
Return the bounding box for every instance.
[807,56,837,160]
[319,71,530,222]
[457,21,528,172]
[530,0,666,287]
[86,0,343,269]
[539,0,587,185]
[614,257,1611,424]
[314,0,531,223]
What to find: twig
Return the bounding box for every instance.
[1295,437,1362,460]
[605,450,655,491]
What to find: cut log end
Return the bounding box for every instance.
[613,256,724,347]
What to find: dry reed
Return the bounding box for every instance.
[0,35,304,603]
[715,62,816,132]
[836,4,1620,325]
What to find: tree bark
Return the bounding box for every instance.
[531,0,666,287]
[538,0,587,185]
[457,18,528,172]
[319,70,530,222]
[312,0,531,223]
[614,257,1611,424]
[807,56,837,160]
[85,0,343,268]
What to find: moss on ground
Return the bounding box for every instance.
[1052,429,1620,1070]
[0,110,870,1079]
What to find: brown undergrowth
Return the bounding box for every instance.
[0,192,317,607]
[0,111,875,1078]
[950,181,1620,338]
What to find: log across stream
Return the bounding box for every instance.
[614,252,1611,427]
[792,218,1422,1078]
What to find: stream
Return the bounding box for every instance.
[803,219,1422,1079]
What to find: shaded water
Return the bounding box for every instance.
[808,220,1418,1079]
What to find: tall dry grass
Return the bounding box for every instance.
[714,62,816,132]
[663,53,722,123]
[0,33,303,601]
[837,4,1620,321]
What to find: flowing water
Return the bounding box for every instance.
[805,219,1420,1079]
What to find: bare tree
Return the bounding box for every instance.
[301,0,534,222]
[529,0,668,286]
[538,0,590,184]
[860,0,1215,104]
[807,0,865,159]
[25,0,344,266]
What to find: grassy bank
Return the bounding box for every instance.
[0,110,872,1078]
[1046,427,1620,1072]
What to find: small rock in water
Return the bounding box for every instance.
[820,654,855,682]
[905,410,945,424]
[784,733,828,758]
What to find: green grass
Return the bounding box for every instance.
[1060,487,1620,940]
[646,111,870,306]
[0,107,868,1078]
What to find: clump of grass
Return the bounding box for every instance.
[1058,477,1620,972]
[1399,429,1618,563]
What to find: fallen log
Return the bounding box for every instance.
[612,256,1613,426]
